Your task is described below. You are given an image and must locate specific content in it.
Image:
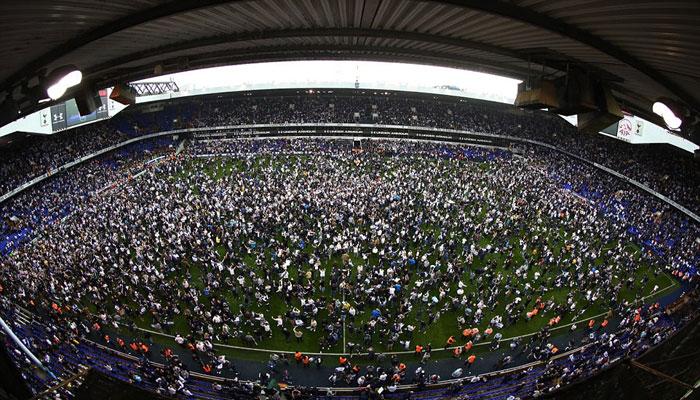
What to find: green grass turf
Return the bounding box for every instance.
[98,155,678,362]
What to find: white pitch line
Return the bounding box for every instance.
[680,378,700,400]
[342,286,346,354]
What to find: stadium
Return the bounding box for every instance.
[0,2,699,400]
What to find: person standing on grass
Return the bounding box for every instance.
[445,335,456,349]
[294,326,303,342]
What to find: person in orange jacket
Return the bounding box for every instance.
[339,356,348,365]
[415,344,423,355]
[445,335,456,349]
[466,354,476,368]
[140,343,150,354]
[464,341,473,352]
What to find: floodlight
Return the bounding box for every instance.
[46,66,82,100]
[652,101,682,130]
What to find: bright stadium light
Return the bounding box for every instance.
[46,66,82,100]
[652,101,682,130]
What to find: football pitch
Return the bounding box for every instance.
[108,154,677,360]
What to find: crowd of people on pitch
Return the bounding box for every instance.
[0,136,697,399]
[1,91,697,214]
[174,93,700,214]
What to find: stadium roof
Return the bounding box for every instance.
[1,0,700,140]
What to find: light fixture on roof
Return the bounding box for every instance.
[652,100,682,130]
[45,65,82,100]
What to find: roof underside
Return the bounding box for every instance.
[1,0,699,140]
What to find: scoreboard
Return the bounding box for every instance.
[49,89,110,132]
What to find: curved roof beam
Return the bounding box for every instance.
[1,0,695,112]
[87,28,529,75]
